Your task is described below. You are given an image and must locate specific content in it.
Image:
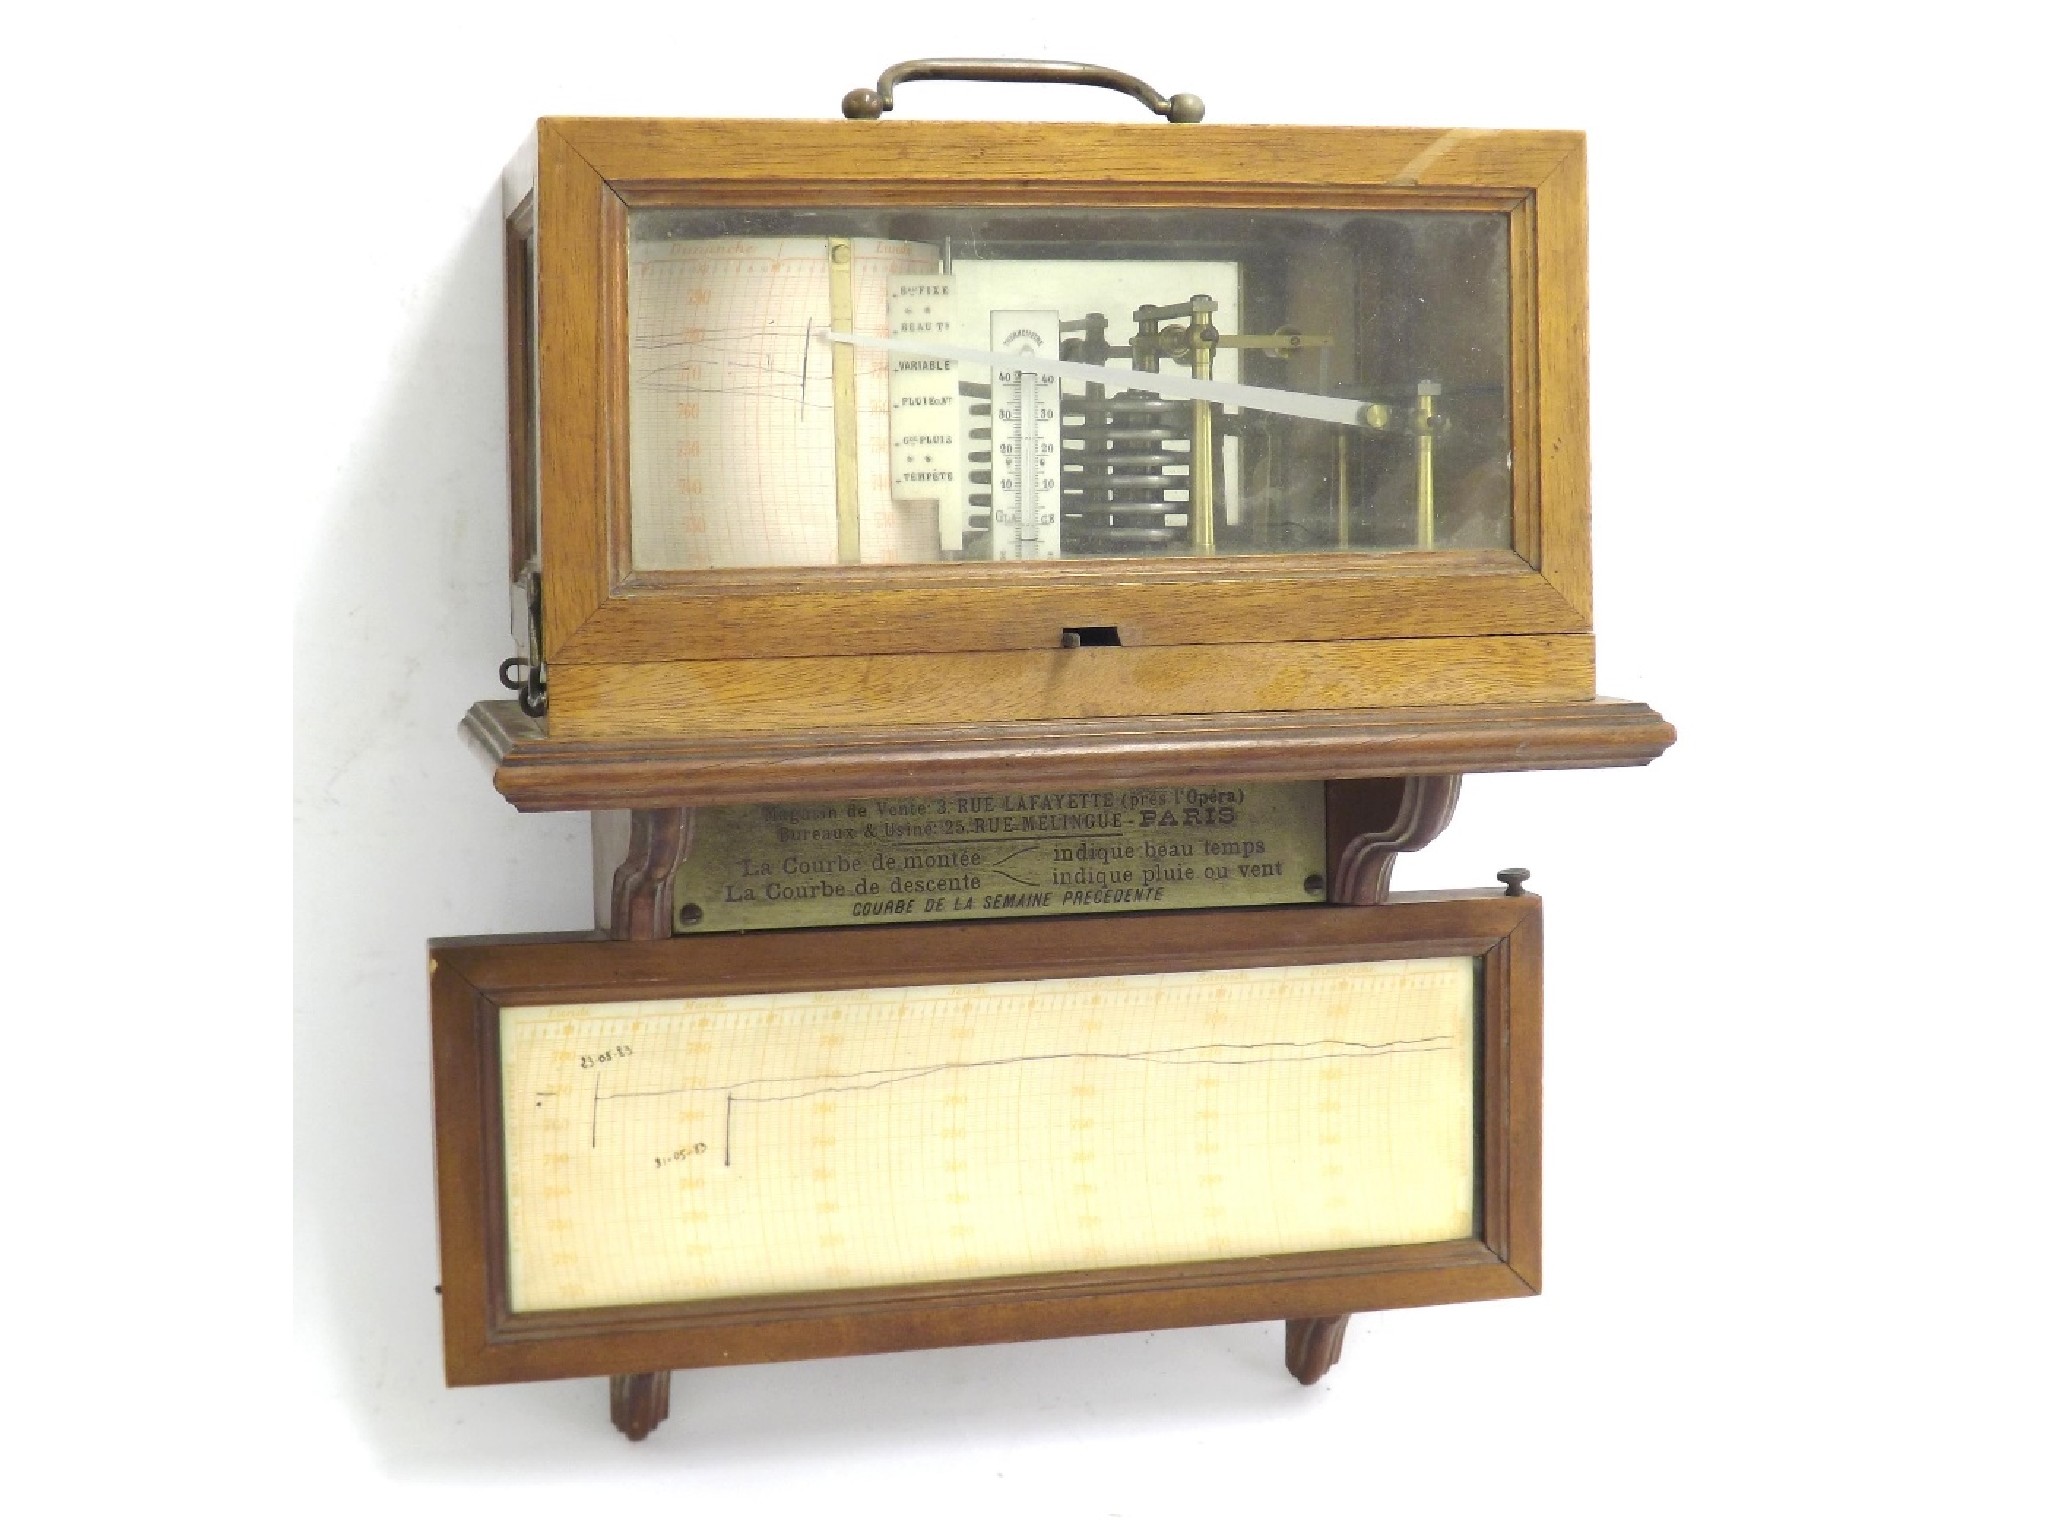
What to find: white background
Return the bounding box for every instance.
[8,1,2043,1528]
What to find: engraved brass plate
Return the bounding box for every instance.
[673,784,1326,934]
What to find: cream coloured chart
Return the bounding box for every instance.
[500,956,1476,1313]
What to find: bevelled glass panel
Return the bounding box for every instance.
[627,206,1510,570]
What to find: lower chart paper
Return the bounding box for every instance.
[501,957,1475,1313]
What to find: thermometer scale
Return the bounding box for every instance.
[986,309,1062,560]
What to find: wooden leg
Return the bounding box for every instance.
[609,1371,671,1441]
[1285,1315,1351,1386]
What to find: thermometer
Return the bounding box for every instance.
[987,310,1063,560]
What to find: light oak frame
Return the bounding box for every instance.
[511,120,1593,738]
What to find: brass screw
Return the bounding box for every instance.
[677,904,704,927]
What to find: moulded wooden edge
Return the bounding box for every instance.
[460,696,1674,812]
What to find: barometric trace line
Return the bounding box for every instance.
[589,1036,1455,1167]
[799,317,812,414]
[733,1041,1448,1107]
[599,1036,1451,1106]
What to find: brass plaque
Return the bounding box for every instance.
[673,784,1327,934]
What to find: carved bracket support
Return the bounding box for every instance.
[1327,774,1463,907]
[608,808,693,941]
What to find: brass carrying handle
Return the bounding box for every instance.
[843,59,1204,123]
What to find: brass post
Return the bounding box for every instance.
[1189,294,1216,555]
[1415,379,1439,550]
[1255,424,1274,548]
[1335,433,1350,550]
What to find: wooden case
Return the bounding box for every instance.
[506,119,1594,744]
[430,890,1541,1387]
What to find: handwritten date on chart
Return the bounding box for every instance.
[580,1044,633,1069]
[654,1142,710,1171]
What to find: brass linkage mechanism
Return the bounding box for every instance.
[1058,298,1343,555]
[1053,299,1457,558]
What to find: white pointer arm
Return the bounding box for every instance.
[821,328,1390,430]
